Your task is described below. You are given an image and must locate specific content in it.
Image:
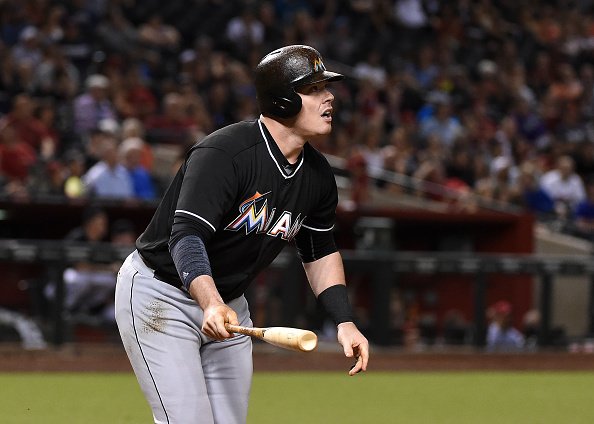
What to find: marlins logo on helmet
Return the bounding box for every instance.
[313,57,326,72]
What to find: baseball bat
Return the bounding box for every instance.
[224,323,318,352]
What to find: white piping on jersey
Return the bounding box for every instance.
[258,119,304,179]
[302,224,334,232]
[175,210,216,232]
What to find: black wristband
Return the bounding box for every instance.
[317,284,355,326]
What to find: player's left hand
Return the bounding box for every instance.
[336,321,369,376]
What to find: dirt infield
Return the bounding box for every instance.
[2,342,594,372]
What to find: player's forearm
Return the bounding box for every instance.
[303,251,346,296]
[188,274,225,310]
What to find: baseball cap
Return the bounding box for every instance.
[493,300,512,316]
[86,74,110,89]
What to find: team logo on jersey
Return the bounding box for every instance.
[225,191,306,241]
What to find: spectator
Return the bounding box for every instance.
[73,74,116,138]
[510,162,555,217]
[110,218,137,246]
[548,62,583,106]
[540,155,586,218]
[82,134,134,199]
[356,126,385,181]
[555,103,594,150]
[325,16,357,65]
[486,300,525,352]
[3,93,56,159]
[488,156,516,204]
[347,151,370,206]
[522,309,541,350]
[145,92,197,146]
[48,207,120,324]
[407,44,439,91]
[442,309,469,345]
[33,43,79,101]
[119,137,156,201]
[1,1,594,232]
[121,117,154,171]
[39,4,66,44]
[0,120,37,184]
[572,179,594,240]
[354,49,387,89]
[59,18,93,74]
[112,67,157,121]
[29,160,66,198]
[95,8,140,58]
[445,146,475,188]
[63,149,86,199]
[419,96,464,148]
[225,5,264,57]
[137,14,180,60]
[11,26,43,70]
[33,99,61,158]
[512,96,548,148]
[493,116,519,161]
[207,79,235,130]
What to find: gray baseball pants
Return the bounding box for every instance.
[115,250,253,424]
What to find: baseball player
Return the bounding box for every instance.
[114,44,369,424]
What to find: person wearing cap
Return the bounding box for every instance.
[73,73,116,137]
[11,26,43,69]
[486,300,525,352]
[114,45,369,423]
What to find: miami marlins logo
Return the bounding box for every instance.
[313,57,326,73]
[225,191,306,241]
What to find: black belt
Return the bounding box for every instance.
[139,253,183,290]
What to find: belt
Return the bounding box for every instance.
[139,253,183,290]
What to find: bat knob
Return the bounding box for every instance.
[298,331,318,352]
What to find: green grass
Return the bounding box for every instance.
[1,372,594,423]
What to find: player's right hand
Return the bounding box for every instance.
[201,301,238,340]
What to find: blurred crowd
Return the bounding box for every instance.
[3,0,594,238]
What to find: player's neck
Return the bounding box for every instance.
[260,115,305,164]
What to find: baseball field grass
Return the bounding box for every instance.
[1,371,593,423]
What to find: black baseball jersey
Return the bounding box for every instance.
[137,119,338,301]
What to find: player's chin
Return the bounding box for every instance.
[317,121,333,135]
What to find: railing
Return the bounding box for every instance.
[1,239,593,348]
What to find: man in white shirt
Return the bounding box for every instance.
[83,134,134,199]
[540,155,586,216]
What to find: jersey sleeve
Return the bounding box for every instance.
[302,169,338,232]
[174,146,238,239]
[294,168,339,262]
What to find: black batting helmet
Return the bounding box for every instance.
[254,45,343,119]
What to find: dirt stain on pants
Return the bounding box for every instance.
[142,300,166,333]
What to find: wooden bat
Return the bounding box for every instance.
[225,323,318,352]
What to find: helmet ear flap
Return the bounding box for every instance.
[269,90,302,118]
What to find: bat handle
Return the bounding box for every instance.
[225,323,265,338]
[225,323,241,333]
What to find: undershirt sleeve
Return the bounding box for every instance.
[169,234,212,290]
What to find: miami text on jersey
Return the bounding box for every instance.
[225,191,306,241]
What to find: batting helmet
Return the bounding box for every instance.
[254,45,344,119]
